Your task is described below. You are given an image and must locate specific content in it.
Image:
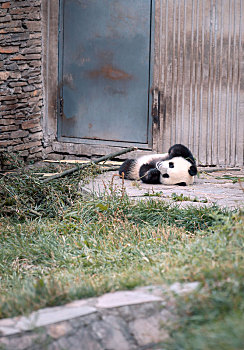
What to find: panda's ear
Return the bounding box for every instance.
[188,165,197,176]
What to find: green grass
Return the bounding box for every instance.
[171,192,208,203]
[0,163,243,348]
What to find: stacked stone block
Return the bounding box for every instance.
[0,0,43,164]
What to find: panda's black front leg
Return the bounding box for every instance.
[139,164,161,184]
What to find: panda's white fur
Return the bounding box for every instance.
[119,144,197,186]
[123,152,168,180]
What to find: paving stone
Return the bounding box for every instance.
[30,306,97,329]
[96,290,162,309]
[0,306,96,336]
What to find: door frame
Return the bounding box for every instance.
[42,0,160,158]
[42,0,243,164]
[57,0,155,150]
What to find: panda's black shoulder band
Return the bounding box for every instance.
[168,144,196,164]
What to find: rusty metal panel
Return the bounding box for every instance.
[58,0,153,147]
[158,0,243,166]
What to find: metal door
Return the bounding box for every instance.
[157,0,243,166]
[58,0,153,148]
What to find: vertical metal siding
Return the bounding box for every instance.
[158,0,243,166]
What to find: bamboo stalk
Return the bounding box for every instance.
[199,167,241,173]
[42,146,137,183]
[43,159,123,165]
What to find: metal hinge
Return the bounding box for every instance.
[151,88,160,126]
[59,97,64,116]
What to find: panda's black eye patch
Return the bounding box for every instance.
[169,162,174,168]
[162,173,170,178]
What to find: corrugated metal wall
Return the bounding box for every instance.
[157,0,243,166]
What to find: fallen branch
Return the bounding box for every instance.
[44,159,123,165]
[42,146,137,183]
[101,166,120,172]
[199,167,241,173]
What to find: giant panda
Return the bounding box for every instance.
[119,144,197,186]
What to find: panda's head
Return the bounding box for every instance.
[156,157,197,186]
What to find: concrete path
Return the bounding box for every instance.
[83,167,244,209]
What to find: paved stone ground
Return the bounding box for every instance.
[0,283,199,350]
[83,167,244,209]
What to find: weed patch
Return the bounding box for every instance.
[0,160,100,219]
[171,192,208,203]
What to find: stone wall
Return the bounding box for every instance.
[0,0,43,165]
[0,284,200,350]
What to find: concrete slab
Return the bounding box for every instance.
[0,305,96,335]
[96,291,162,309]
